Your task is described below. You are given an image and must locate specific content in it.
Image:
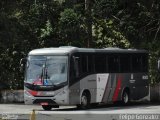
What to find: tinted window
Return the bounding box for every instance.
[131,55,142,72]
[88,55,94,73]
[108,55,119,73]
[120,55,131,72]
[70,54,81,79]
[94,55,106,73]
[141,55,148,72]
[81,55,88,73]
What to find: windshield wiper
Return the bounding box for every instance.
[39,59,48,85]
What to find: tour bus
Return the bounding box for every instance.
[22,46,149,110]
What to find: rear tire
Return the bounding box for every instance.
[122,90,130,105]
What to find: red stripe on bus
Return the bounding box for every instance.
[28,90,38,96]
[112,76,122,102]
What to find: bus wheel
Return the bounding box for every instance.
[122,90,130,105]
[42,105,52,110]
[80,92,90,109]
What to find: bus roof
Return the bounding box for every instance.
[29,46,148,55]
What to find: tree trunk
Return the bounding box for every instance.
[85,0,93,48]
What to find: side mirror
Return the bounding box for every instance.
[73,56,79,78]
[158,59,160,72]
[20,58,27,72]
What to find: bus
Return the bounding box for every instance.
[22,46,149,110]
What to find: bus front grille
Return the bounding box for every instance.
[33,99,57,105]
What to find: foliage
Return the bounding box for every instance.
[93,19,130,48]
[0,0,160,89]
[58,8,86,46]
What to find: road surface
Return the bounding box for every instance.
[0,103,160,120]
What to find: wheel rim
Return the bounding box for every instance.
[123,92,128,104]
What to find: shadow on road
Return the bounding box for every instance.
[36,102,160,112]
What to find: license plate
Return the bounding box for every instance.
[40,102,48,105]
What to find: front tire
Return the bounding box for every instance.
[42,105,52,110]
[78,92,90,109]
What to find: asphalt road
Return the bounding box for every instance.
[0,103,160,120]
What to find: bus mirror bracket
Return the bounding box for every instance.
[73,56,79,78]
[20,58,27,72]
[158,59,160,72]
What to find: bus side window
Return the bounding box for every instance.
[108,55,119,73]
[81,55,88,74]
[141,55,148,72]
[88,55,94,73]
[73,56,80,78]
[94,55,107,73]
[120,55,131,73]
[131,55,141,72]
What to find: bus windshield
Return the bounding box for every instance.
[26,55,68,86]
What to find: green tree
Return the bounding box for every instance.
[93,19,130,48]
[59,8,86,46]
[1,0,160,90]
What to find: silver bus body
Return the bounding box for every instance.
[24,47,149,108]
